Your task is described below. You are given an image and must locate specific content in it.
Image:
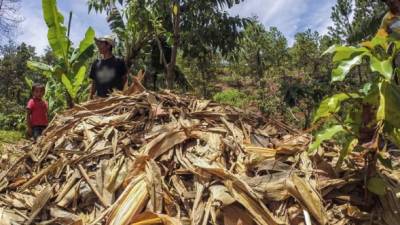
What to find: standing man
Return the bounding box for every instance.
[89,35,128,98]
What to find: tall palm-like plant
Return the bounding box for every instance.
[28,0,95,109]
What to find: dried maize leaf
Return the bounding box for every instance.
[112,129,119,155]
[192,100,210,112]
[0,207,26,225]
[223,203,256,225]
[145,159,163,213]
[20,158,64,191]
[209,185,235,207]
[1,194,28,209]
[194,161,285,225]
[191,181,206,225]
[143,129,192,159]
[0,177,7,193]
[244,145,276,158]
[25,185,53,225]
[242,172,290,201]
[379,182,400,225]
[107,173,149,225]
[105,156,128,193]
[130,212,183,225]
[286,174,328,225]
[49,207,81,224]
[57,181,80,208]
[221,117,244,145]
[55,171,80,203]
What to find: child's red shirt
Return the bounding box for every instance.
[27,98,48,126]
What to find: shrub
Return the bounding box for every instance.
[213,89,249,108]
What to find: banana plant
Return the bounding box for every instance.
[309,32,400,195]
[28,0,95,108]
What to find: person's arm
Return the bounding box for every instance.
[90,81,96,99]
[26,109,32,136]
[89,61,97,99]
[122,73,128,90]
[26,99,33,137]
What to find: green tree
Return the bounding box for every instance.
[87,0,247,89]
[0,41,39,130]
[233,22,288,80]
[329,0,387,44]
[310,33,400,199]
[0,41,39,105]
[284,30,335,128]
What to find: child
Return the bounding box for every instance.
[26,83,48,140]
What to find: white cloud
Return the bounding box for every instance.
[17,0,48,55]
[17,0,110,55]
[228,0,336,45]
[17,0,336,54]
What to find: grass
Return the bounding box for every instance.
[0,130,26,166]
[0,130,23,144]
[0,130,24,160]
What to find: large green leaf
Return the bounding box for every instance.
[73,66,86,94]
[78,27,95,53]
[42,0,69,59]
[27,61,54,78]
[71,27,95,73]
[332,46,367,63]
[308,125,346,154]
[24,77,33,90]
[344,108,363,135]
[360,82,379,105]
[313,93,360,123]
[61,74,75,99]
[370,35,387,49]
[377,81,400,128]
[370,56,393,80]
[322,45,337,56]
[332,54,364,82]
[367,177,386,196]
[386,125,400,149]
[336,137,358,169]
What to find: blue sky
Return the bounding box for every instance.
[17,0,336,55]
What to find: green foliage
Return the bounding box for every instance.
[310,31,400,179]
[42,0,69,60]
[0,130,23,144]
[313,93,360,123]
[308,125,346,153]
[377,81,400,128]
[367,176,387,196]
[0,113,26,131]
[213,89,250,108]
[336,137,358,168]
[0,42,41,131]
[232,22,288,78]
[329,0,386,44]
[88,0,247,89]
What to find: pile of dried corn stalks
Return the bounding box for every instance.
[0,83,400,225]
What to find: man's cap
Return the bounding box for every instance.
[94,35,115,47]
